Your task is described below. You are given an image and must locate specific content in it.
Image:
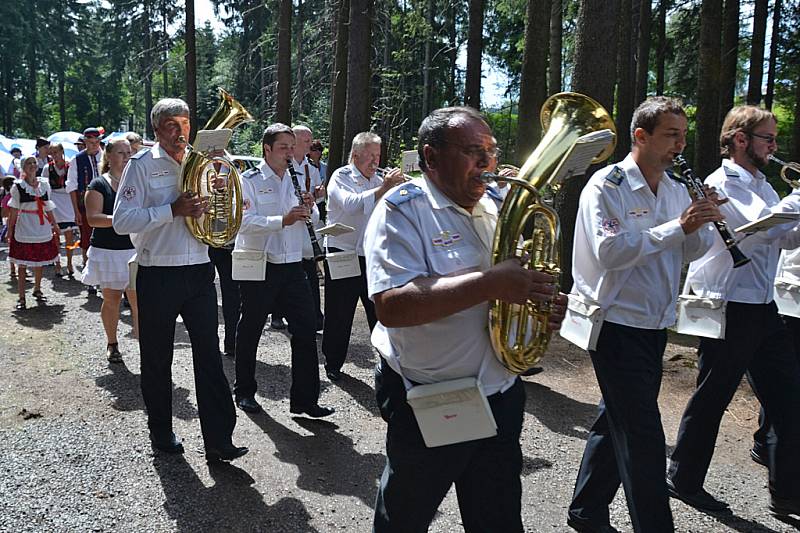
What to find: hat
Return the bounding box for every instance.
[35,137,49,148]
[83,127,101,137]
[10,144,22,154]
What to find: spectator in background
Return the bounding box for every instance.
[41,143,78,278]
[34,138,50,176]
[125,132,143,154]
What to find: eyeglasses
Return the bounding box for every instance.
[749,132,777,145]
[442,141,500,160]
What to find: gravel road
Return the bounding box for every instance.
[1,254,798,532]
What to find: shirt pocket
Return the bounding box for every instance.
[150,175,179,204]
[256,191,280,215]
[428,244,483,276]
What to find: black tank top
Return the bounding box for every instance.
[87,176,134,250]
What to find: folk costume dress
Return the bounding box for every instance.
[80,174,135,291]
[41,160,76,229]
[8,178,59,267]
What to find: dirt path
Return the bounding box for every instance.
[0,253,797,532]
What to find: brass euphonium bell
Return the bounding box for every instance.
[487,92,616,373]
[181,88,254,247]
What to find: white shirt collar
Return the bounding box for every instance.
[150,143,186,166]
[421,175,496,218]
[258,160,284,180]
[723,158,764,185]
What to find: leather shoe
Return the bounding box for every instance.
[150,432,184,454]
[205,444,249,463]
[521,366,544,377]
[666,477,730,513]
[770,495,800,517]
[325,368,342,382]
[290,404,335,418]
[750,446,769,467]
[236,397,263,413]
[270,317,287,330]
[567,517,619,532]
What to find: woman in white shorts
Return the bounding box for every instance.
[81,139,138,362]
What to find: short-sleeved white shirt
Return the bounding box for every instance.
[66,151,102,193]
[8,178,56,243]
[326,163,382,255]
[364,176,516,396]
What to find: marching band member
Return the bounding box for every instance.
[232,123,334,418]
[112,98,247,462]
[567,97,719,532]
[667,105,800,517]
[365,106,563,532]
[322,132,404,381]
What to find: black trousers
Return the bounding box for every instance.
[137,263,236,448]
[234,261,320,408]
[273,258,323,330]
[669,302,800,498]
[372,359,525,533]
[322,251,377,372]
[569,322,673,533]
[208,246,241,354]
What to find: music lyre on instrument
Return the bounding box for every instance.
[671,154,750,268]
[769,155,800,190]
[286,158,325,261]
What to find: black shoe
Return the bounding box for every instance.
[666,477,730,513]
[325,368,342,382]
[290,404,335,418]
[236,397,262,413]
[150,432,184,454]
[750,446,769,467]
[222,350,235,358]
[567,517,620,533]
[88,286,97,296]
[205,444,249,463]
[521,366,544,377]
[771,495,800,517]
[270,317,287,330]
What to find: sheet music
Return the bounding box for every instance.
[551,129,615,184]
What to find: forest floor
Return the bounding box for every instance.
[0,247,798,533]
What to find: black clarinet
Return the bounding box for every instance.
[286,159,325,261]
[672,155,750,268]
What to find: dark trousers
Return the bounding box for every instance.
[234,262,320,408]
[137,263,236,448]
[273,258,323,330]
[669,302,800,498]
[208,246,241,354]
[569,322,673,533]
[322,251,377,372]
[753,314,800,453]
[372,359,525,533]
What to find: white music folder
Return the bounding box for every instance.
[735,212,800,234]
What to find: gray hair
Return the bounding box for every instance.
[292,125,312,136]
[150,98,190,131]
[349,132,382,162]
[125,131,143,145]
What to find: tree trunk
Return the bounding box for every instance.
[2,64,10,134]
[719,0,739,123]
[516,0,550,164]
[328,0,350,173]
[343,0,373,157]
[25,32,39,135]
[615,0,634,161]
[765,0,782,110]
[747,0,768,105]
[144,0,154,138]
[794,74,800,160]
[296,0,305,117]
[58,70,66,130]
[549,0,562,95]
[276,0,292,124]
[465,0,485,109]
[422,0,435,117]
[162,5,169,96]
[634,0,652,104]
[655,0,668,95]
[446,1,457,105]
[185,0,198,138]
[559,0,619,293]
[695,0,723,177]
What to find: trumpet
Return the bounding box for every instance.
[769,155,800,189]
[375,167,413,182]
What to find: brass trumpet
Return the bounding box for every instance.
[769,155,800,189]
[375,167,413,182]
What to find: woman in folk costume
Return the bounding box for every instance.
[80,138,139,363]
[7,156,61,310]
[41,143,78,278]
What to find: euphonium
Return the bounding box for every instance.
[181,88,253,247]
[769,154,800,189]
[487,92,616,373]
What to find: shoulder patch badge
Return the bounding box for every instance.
[242,168,259,180]
[604,166,625,187]
[385,183,425,207]
[130,148,150,160]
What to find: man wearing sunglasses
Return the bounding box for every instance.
[668,105,800,518]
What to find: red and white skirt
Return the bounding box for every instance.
[8,236,59,267]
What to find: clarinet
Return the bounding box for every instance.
[672,155,750,268]
[286,159,325,261]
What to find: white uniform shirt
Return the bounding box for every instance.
[571,153,715,329]
[112,143,209,267]
[65,151,102,193]
[235,161,319,264]
[326,163,382,255]
[365,176,516,396]
[686,159,800,303]
[8,178,56,243]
